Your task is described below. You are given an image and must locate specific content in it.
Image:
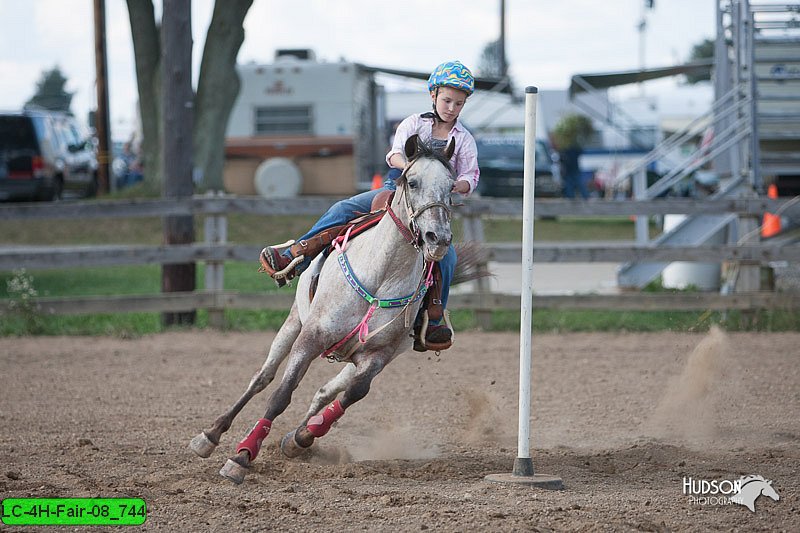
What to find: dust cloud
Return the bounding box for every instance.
[344,425,442,461]
[462,390,516,446]
[643,325,732,445]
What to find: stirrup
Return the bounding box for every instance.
[258,240,304,287]
[413,310,454,353]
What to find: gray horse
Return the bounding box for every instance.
[190,135,457,484]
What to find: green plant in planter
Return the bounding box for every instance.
[552,113,595,150]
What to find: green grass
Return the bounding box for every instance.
[490,309,800,333]
[481,216,659,242]
[0,262,280,298]
[0,214,650,247]
[3,305,797,337]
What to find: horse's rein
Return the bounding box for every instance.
[385,192,419,249]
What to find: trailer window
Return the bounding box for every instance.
[254,106,312,135]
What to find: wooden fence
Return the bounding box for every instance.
[1,195,798,325]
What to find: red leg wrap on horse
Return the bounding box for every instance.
[306,400,345,438]
[236,418,272,460]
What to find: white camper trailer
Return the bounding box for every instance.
[224,50,386,196]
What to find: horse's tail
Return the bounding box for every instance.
[452,241,492,285]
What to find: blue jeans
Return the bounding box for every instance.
[563,171,589,199]
[287,182,456,314]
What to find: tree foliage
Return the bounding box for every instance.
[478,39,503,78]
[685,38,714,84]
[552,113,595,150]
[26,67,73,113]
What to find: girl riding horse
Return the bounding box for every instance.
[259,60,480,352]
[191,134,459,484]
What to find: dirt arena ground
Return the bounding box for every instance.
[1,329,798,531]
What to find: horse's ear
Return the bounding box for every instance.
[444,138,456,160]
[404,134,422,160]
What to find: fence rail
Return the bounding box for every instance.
[1,195,799,219]
[2,242,799,272]
[2,195,798,319]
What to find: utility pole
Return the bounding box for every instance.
[161,0,196,326]
[499,0,508,79]
[638,0,656,95]
[93,0,111,194]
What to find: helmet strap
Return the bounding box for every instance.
[429,88,443,123]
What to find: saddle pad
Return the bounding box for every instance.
[327,209,386,253]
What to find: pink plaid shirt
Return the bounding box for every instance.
[386,113,480,194]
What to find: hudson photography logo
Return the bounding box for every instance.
[682,474,780,512]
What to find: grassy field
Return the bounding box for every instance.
[1,206,795,336]
[0,213,656,246]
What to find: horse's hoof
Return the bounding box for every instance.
[280,429,311,459]
[189,432,217,458]
[219,458,249,485]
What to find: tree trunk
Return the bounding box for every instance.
[161,0,195,326]
[127,0,253,192]
[126,0,162,189]
[194,0,254,191]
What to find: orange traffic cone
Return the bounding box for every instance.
[761,183,781,238]
[371,173,383,190]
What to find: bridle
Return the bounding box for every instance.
[386,155,453,250]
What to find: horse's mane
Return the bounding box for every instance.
[740,474,768,485]
[411,140,455,177]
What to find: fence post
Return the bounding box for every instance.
[462,212,492,330]
[736,214,761,292]
[634,168,648,244]
[204,192,227,328]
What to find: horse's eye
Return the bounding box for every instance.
[408,179,419,189]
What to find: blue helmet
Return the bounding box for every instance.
[427,60,475,96]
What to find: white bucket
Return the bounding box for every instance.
[661,215,723,290]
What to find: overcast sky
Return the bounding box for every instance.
[0,0,717,141]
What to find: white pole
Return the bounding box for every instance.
[485,86,562,488]
[514,86,538,475]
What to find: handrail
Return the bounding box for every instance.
[607,87,750,195]
[645,113,751,198]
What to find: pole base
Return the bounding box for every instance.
[485,457,563,489]
[484,472,564,489]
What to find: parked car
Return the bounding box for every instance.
[0,109,98,201]
[475,136,561,198]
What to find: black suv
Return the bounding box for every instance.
[0,109,98,201]
[475,136,561,198]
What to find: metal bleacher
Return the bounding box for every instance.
[616,0,800,288]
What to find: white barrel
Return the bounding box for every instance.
[254,157,302,198]
[662,215,723,290]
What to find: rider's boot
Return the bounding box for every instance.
[412,263,453,352]
[413,313,454,352]
[259,224,353,287]
[259,241,305,288]
[414,323,453,352]
[425,324,453,347]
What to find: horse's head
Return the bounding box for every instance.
[732,475,781,511]
[394,134,454,262]
[762,482,780,501]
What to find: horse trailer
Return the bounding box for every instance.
[224,50,387,196]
